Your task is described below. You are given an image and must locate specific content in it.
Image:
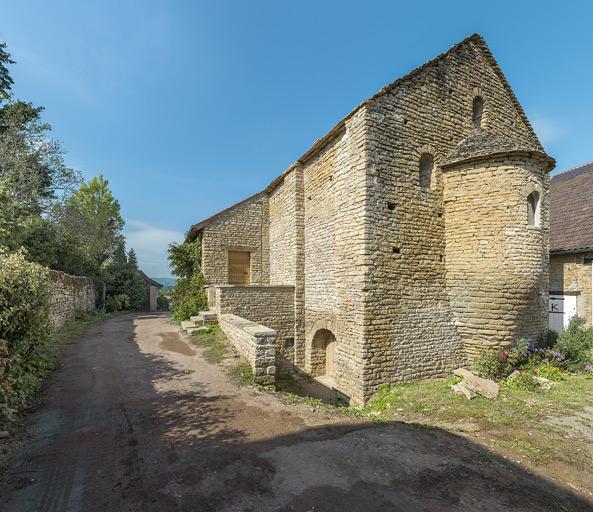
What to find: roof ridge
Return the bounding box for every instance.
[552,160,593,179]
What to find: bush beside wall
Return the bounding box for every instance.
[0,249,95,423]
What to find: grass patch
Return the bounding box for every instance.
[53,310,111,344]
[190,325,227,364]
[279,391,328,408]
[362,374,593,467]
[229,362,257,386]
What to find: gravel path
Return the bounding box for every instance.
[0,312,591,511]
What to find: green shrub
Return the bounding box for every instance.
[104,293,130,312]
[0,249,50,348]
[555,316,593,372]
[474,341,530,380]
[157,294,170,311]
[171,274,207,322]
[532,362,566,381]
[168,237,208,322]
[544,329,559,348]
[501,371,539,391]
[0,249,51,420]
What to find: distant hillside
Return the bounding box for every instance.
[152,277,176,289]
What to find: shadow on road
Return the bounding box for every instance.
[1,313,591,512]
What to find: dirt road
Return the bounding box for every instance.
[1,313,591,511]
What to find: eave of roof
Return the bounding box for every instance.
[551,160,593,183]
[550,247,593,256]
[139,271,163,288]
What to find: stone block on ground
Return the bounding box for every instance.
[452,381,477,399]
[453,368,499,399]
[180,320,197,332]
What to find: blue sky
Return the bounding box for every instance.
[2,1,592,276]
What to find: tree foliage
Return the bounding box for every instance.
[0,249,51,417]
[168,237,207,322]
[0,42,14,101]
[58,175,125,273]
[102,246,148,312]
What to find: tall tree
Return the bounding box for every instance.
[0,101,81,252]
[59,175,125,273]
[0,41,15,101]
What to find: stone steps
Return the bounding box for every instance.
[201,311,218,324]
[189,311,218,325]
[181,310,218,334]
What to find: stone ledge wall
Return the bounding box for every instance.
[219,313,276,385]
[48,270,95,329]
[215,285,295,371]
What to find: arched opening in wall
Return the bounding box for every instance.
[419,153,434,189]
[472,96,484,129]
[310,328,337,378]
[527,191,541,226]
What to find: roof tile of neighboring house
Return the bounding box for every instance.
[550,161,593,253]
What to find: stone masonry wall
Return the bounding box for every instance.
[302,108,369,405]
[443,155,549,361]
[218,313,276,385]
[201,193,269,286]
[361,37,546,399]
[48,270,95,329]
[215,285,295,371]
[550,252,593,326]
[193,36,551,405]
[269,170,298,285]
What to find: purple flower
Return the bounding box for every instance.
[545,348,566,362]
[585,363,592,373]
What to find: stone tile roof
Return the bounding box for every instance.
[443,130,551,168]
[550,161,593,253]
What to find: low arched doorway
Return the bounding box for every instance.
[311,328,337,378]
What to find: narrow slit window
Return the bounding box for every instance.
[472,96,484,128]
[419,153,434,189]
[527,191,540,226]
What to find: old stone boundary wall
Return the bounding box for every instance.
[218,313,276,385]
[214,285,295,371]
[48,270,96,329]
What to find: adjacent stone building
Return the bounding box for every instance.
[186,34,554,405]
[139,271,163,312]
[549,161,593,333]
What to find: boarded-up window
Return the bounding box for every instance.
[228,251,251,285]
